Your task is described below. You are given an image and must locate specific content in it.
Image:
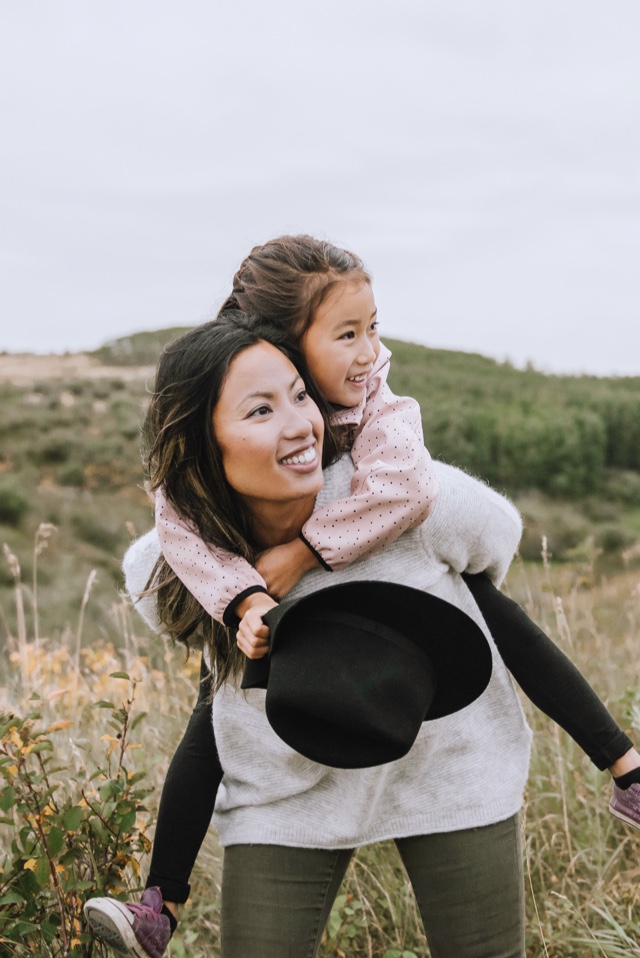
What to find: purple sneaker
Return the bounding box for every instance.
[609,782,640,831]
[83,887,171,958]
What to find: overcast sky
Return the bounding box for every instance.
[1,1,639,375]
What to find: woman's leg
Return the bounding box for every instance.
[145,656,223,903]
[463,573,634,771]
[396,816,525,958]
[220,844,353,958]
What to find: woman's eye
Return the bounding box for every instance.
[339,331,355,340]
[248,405,271,418]
[295,389,308,403]
[370,320,379,332]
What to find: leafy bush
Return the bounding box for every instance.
[0,678,153,957]
[0,484,29,527]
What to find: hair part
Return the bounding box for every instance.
[219,234,372,339]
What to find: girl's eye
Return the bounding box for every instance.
[339,331,355,340]
[295,389,308,403]
[370,320,379,332]
[248,404,271,418]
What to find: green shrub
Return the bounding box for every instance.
[594,524,637,554]
[0,484,29,527]
[0,678,153,957]
[57,463,86,487]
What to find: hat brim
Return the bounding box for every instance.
[243,580,492,720]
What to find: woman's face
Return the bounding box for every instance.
[212,341,325,509]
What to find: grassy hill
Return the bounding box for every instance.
[1,330,639,645]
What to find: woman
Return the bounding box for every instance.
[87,312,531,957]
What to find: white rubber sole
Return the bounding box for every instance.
[609,803,640,832]
[83,898,147,958]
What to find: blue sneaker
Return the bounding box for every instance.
[83,887,171,958]
[609,782,640,831]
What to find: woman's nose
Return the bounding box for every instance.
[283,406,315,438]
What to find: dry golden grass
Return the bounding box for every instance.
[1,532,639,956]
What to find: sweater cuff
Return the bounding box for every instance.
[223,585,269,628]
[298,532,333,572]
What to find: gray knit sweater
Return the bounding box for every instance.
[124,459,531,849]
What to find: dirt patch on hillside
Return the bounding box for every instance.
[0,353,155,386]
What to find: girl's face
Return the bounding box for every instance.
[212,341,324,509]
[302,279,380,407]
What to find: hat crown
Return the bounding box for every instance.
[242,580,493,769]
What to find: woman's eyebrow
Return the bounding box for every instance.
[242,375,302,403]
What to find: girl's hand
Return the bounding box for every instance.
[255,539,320,599]
[236,593,278,659]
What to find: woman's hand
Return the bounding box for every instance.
[236,593,279,659]
[254,539,320,599]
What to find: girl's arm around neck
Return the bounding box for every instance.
[155,486,267,627]
[300,365,439,571]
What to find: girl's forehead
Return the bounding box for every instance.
[314,278,375,322]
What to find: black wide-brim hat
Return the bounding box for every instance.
[242,580,492,769]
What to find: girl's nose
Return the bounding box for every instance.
[357,335,377,365]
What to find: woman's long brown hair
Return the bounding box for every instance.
[142,311,339,689]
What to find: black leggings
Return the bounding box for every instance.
[146,576,633,903]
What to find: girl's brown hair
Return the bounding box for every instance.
[142,310,339,688]
[220,234,371,338]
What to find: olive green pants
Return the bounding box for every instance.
[220,814,525,958]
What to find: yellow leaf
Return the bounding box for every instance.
[100,735,117,742]
[47,720,73,732]
[24,859,37,871]
[126,744,142,750]
[6,765,18,776]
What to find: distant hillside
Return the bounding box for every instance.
[1,331,639,646]
[90,327,193,366]
[91,327,640,497]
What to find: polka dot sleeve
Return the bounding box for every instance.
[301,351,440,570]
[155,486,266,625]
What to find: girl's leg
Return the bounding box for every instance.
[463,573,634,771]
[396,816,525,958]
[145,656,222,903]
[220,844,352,958]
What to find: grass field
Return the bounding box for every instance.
[1,530,639,957]
[1,341,639,955]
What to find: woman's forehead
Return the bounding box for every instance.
[220,342,300,403]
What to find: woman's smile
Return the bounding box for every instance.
[279,443,319,469]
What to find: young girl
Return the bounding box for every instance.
[85,236,639,958]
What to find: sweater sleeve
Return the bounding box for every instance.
[155,487,267,626]
[300,361,439,570]
[420,462,523,587]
